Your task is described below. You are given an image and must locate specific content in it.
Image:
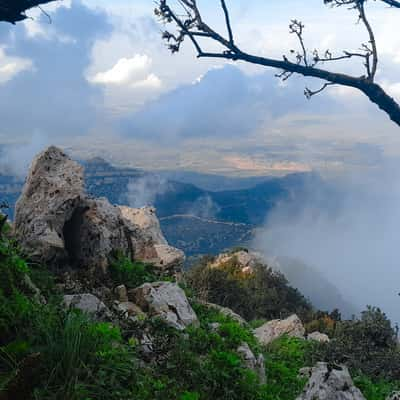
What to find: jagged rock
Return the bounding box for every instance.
[210,250,264,274]
[307,331,330,343]
[63,294,111,319]
[115,285,128,302]
[119,206,168,245]
[198,300,247,325]
[120,205,185,275]
[296,362,366,400]
[14,146,84,264]
[130,282,199,330]
[237,342,266,384]
[387,392,400,400]
[254,314,305,345]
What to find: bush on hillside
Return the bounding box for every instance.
[186,256,312,322]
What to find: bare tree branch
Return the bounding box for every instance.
[155,0,400,128]
[0,0,57,24]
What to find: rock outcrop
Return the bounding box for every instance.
[130,282,198,330]
[210,250,263,274]
[307,331,330,343]
[296,362,365,400]
[14,146,84,264]
[13,146,184,277]
[237,342,266,384]
[198,301,247,325]
[63,293,111,319]
[387,393,400,400]
[254,314,305,345]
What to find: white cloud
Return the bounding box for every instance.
[89,54,161,89]
[0,49,32,84]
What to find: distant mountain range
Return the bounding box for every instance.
[0,156,323,255]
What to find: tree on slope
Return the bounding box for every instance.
[155,0,400,127]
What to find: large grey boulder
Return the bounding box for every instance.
[63,293,111,319]
[130,282,198,330]
[296,362,365,400]
[14,146,84,263]
[120,205,185,275]
[254,314,305,345]
[237,342,266,384]
[119,206,168,245]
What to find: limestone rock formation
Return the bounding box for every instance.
[296,362,365,400]
[14,146,84,264]
[120,205,185,275]
[254,314,305,345]
[119,206,168,245]
[237,342,266,384]
[13,146,184,277]
[210,250,263,274]
[307,331,330,343]
[63,293,111,319]
[130,282,199,330]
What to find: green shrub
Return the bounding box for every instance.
[186,257,312,322]
[109,253,157,288]
[353,374,400,400]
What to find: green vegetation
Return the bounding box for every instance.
[109,252,157,288]
[1,228,400,400]
[186,255,312,322]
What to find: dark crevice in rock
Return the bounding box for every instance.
[63,206,88,267]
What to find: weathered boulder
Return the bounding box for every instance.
[120,205,185,275]
[307,331,330,343]
[119,206,167,245]
[237,342,266,384]
[130,282,198,330]
[63,294,111,319]
[115,284,128,302]
[296,362,365,400]
[113,301,145,321]
[254,314,305,345]
[14,146,84,264]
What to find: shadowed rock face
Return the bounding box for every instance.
[13,146,184,276]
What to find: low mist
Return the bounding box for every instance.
[124,174,170,208]
[253,166,400,323]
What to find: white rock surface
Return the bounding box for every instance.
[307,331,330,343]
[14,146,84,263]
[130,282,198,330]
[63,294,111,319]
[296,362,366,400]
[254,314,305,345]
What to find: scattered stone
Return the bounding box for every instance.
[198,301,247,325]
[307,331,330,343]
[387,393,400,400]
[296,362,366,400]
[14,146,84,264]
[115,284,128,302]
[254,314,305,345]
[209,322,221,332]
[130,282,199,330]
[237,342,266,384]
[63,294,111,319]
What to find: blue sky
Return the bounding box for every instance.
[0,0,399,176]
